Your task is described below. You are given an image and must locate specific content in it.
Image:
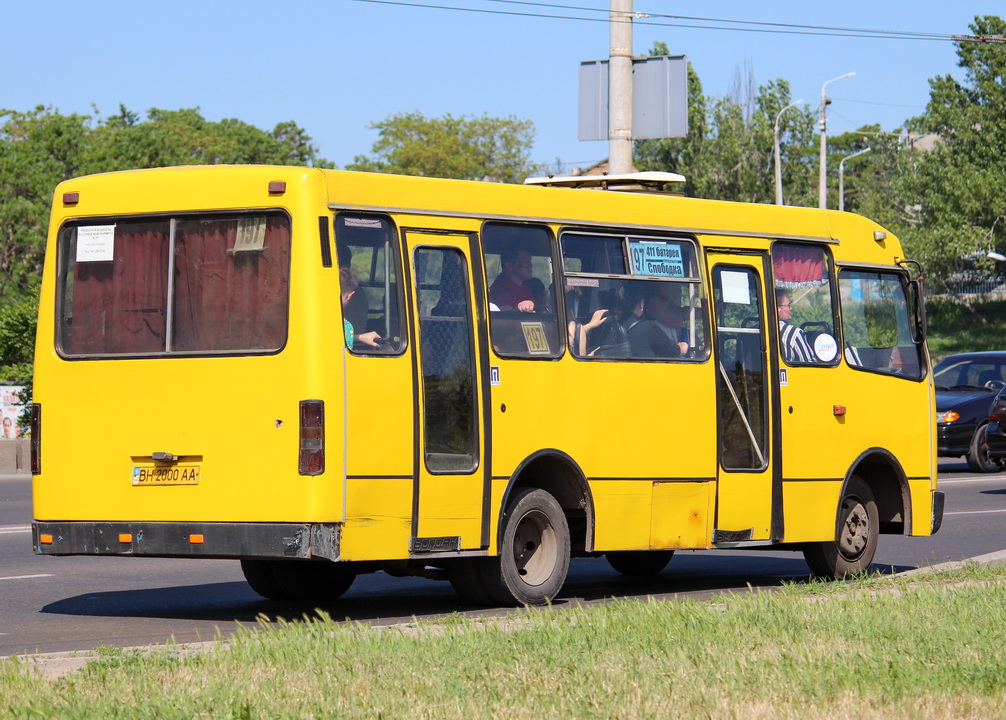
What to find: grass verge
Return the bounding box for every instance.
[4,565,1006,719]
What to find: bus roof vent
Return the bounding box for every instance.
[523,171,686,193]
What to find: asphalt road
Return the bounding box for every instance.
[2,461,1003,658]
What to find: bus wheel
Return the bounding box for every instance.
[803,476,878,579]
[481,488,570,606]
[240,559,356,601]
[606,550,674,576]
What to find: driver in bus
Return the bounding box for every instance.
[776,289,816,363]
[340,268,382,349]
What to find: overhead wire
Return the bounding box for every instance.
[350,0,1002,43]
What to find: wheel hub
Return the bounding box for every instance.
[512,510,557,586]
[838,500,870,560]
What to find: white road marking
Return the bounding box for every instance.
[0,525,31,534]
[945,509,1006,516]
[0,574,53,581]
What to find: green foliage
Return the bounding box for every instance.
[635,58,816,205]
[0,286,38,419]
[346,111,538,183]
[878,16,1006,289]
[926,297,1006,361]
[0,106,331,308]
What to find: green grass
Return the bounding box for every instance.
[4,566,1006,719]
[926,297,1006,362]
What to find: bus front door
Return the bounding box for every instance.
[405,231,490,553]
[710,257,778,543]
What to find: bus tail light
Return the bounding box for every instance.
[299,400,325,475]
[30,403,41,474]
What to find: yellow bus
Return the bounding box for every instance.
[31,165,944,606]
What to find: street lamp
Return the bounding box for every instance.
[818,72,856,209]
[838,147,871,212]
[774,99,804,206]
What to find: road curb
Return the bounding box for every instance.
[897,548,1006,576]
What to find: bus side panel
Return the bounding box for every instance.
[341,478,413,560]
[489,357,717,553]
[780,481,842,542]
[650,480,715,549]
[341,349,415,561]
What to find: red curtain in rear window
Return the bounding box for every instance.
[172,217,291,352]
[66,222,169,355]
[60,214,290,356]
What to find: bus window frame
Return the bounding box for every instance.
[53,209,293,360]
[559,228,708,362]
[334,212,408,358]
[836,264,926,381]
[770,241,842,369]
[482,221,563,361]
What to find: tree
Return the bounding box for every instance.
[0,285,39,423]
[894,15,1006,289]
[0,106,331,309]
[0,107,91,303]
[346,111,538,183]
[635,48,816,205]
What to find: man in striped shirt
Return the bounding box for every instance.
[776,289,816,364]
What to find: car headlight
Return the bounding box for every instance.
[937,411,960,424]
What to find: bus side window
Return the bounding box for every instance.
[839,270,923,379]
[772,243,839,365]
[334,214,406,355]
[484,223,561,358]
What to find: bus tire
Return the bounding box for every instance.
[803,476,879,579]
[967,423,1000,473]
[447,559,495,606]
[480,488,570,606]
[606,550,674,576]
[240,559,356,601]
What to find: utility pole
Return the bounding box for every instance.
[818,72,855,209]
[609,0,633,174]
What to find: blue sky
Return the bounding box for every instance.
[4,1,995,173]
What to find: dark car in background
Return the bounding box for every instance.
[985,389,1006,463]
[933,351,1006,472]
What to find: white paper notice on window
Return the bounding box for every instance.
[76,225,116,262]
[721,270,752,305]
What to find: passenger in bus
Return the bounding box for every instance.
[640,293,688,357]
[776,289,816,363]
[489,248,536,311]
[340,268,382,349]
[565,288,610,356]
[525,276,548,311]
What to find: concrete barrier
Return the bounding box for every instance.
[0,439,29,473]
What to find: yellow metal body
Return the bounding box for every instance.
[32,166,938,565]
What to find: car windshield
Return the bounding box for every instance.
[932,357,1006,391]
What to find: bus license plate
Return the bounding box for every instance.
[132,464,201,486]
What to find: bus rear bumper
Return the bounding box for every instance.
[32,521,342,561]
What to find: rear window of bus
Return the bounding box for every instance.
[55,212,292,357]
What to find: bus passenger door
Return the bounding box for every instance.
[405,231,489,552]
[709,256,778,542]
